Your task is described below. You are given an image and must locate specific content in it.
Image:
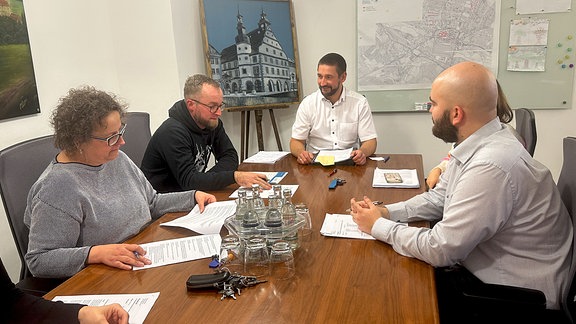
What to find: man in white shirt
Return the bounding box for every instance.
[290,53,377,165]
[350,62,572,321]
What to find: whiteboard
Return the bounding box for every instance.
[357,0,576,112]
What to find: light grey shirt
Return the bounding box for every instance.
[24,151,196,278]
[373,117,572,309]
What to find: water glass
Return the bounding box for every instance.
[295,203,312,237]
[269,241,295,280]
[244,236,269,277]
[219,235,242,273]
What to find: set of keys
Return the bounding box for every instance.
[328,178,346,189]
[216,273,267,300]
[186,269,267,300]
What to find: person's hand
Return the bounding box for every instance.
[350,149,367,165]
[78,303,129,324]
[87,244,151,270]
[296,151,315,165]
[350,196,388,234]
[426,167,442,189]
[194,191,217,212]
[234,171,272,190]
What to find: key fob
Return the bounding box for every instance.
[186,271,230,290]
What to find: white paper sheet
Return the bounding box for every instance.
[53,292,160,324]
[160,200,236,234]
[243,151,291,163]
[320,213,375,240]
[133,234,221,270]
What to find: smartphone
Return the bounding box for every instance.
[384,172,403,183]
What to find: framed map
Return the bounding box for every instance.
[200,0,302,109]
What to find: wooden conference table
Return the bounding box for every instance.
[45,154,439,323]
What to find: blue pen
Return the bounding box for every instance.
[383,156,390,163]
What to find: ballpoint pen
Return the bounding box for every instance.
[383,156,390,163]
[328,168,337,177]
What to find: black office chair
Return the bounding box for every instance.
[121,111,152,168]
[0,135,66,296]
[515,108,537,156]
[451,136,576,323]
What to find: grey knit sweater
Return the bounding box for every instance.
[24,151,196,278]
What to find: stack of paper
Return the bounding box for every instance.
[243,151,290,163]
[372,168,420,188]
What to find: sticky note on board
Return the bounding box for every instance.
[316,155,335,166]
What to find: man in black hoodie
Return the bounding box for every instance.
[142,74,271,192]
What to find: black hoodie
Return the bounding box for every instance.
[141,100,239,192]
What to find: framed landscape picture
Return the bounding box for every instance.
[200,0,301,109]
[0,0,40,121]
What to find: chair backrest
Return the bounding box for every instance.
[557,136,576,323]
[514,108,537,156]
[0,135,59,280]
[121,112,152,168]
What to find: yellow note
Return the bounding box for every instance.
[316,155,335,166]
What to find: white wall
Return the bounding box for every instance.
[0,0,573,282]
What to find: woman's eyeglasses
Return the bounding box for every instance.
[90,123,127,146]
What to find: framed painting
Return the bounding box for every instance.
[0,0,40,121]
[200,0,301,109]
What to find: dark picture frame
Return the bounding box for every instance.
[0,0,40,121]
[200,0,301,109]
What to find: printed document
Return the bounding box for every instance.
[53,292,159,324]
[243,151,290,163]
[160,200,236,234]
[320,213,375,240]
[134,234,221,270]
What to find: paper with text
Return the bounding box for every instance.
[320,213,375,240]
[53,292,160,324]
[134,234,221,270]
[160,200,236,234]
[243,151,290,163]
[314,148,353,165]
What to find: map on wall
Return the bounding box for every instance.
[357,0,500,91]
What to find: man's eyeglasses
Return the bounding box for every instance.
[91,123,127,146]
[190,99,225,113]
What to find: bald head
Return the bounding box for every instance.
[433,62,498,119]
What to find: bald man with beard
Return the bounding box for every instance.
[350,62,572,322]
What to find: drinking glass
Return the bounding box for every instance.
[244,236,269,277]
[269,241,295,280]
[295,203,312,237]
[219,235,243,273]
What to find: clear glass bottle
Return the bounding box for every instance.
[241,196,259,229]
[264,194,284,249]
[235,188,248,222]
[281,188,299,249]
[251,184,267,222]
[295,203,312,237]
[272,185,283,208]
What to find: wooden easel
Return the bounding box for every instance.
[225,105,290,162]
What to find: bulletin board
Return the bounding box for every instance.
[357,0,576,112]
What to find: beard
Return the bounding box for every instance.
[193,112,219,130]
[319,81,341,98]
[432,109,458,143]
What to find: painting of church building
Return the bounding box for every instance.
[201,0,301,108]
